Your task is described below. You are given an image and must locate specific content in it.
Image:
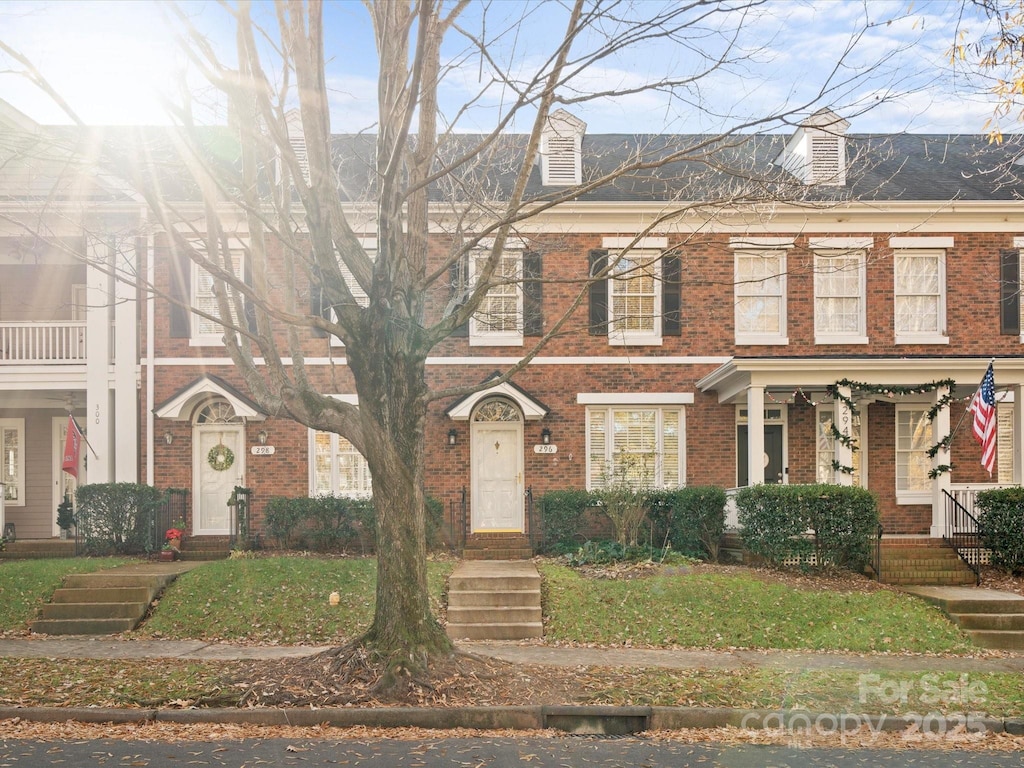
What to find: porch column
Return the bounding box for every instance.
[747,385,765,485]
[1014,384,1024,485]
[85,236,112,483]
[930,384,952,538]
[112,236,138,483]
[834,384,854,486]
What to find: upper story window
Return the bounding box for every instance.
[609,249,661,345]
[188,238,249,346]
[586,406,683,490]
[0,419,24,506]
[325,240,374,347]
[732,239,791,345]
[813,242,868,345]
[895,406,933,503]
[470,248,523,346]
[891,238,950,345]
[999,245,1023,340]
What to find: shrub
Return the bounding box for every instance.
[976,487,1024,574]
[737,484,878,571]
[75,482,166,555]
[539,490,593,553]
[593,457,652,547]
[650,486,726,561]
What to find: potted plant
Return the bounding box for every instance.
[56,496,75,540]
[165,526,184,551]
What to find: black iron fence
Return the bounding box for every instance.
[229,486,253,550]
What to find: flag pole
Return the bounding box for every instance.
[72,415,99,460]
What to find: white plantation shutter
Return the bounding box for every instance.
[194,248,243,337]
[998,404,1014,483]
[587,410,608,488]
[587,407,682,489]
[661,410,680,487]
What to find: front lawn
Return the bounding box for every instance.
[540,563,974,654]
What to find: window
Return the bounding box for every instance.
[310,430,371,497]
[998,402,1015,483]
[325,243,374,346]
[470,248,523,345]
[814,250,867,344]
[894,249,947,344]
[734,249,787,345]
[191,241,247,344]
[896,407,933,501]
[0,419,24,506]
[816,407,864,486]
[586,407,683,489]
[608,250,661,344]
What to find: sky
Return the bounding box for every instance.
[0,0,1010,136]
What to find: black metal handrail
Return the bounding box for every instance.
[942,488,982,585]
[525,486,534,551]
[228,486,252,550]
[451,486,466,550]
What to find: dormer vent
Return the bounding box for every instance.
[776,108,849,186]
[540,108,586,186]
[283,109,310,186]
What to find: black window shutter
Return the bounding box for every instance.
[168,242,190,338]
[243,250,258,333]
[449,256,470,337]
[588,249,608,335]
[662,250,682,336]
[1000,248,1020,336]
[309,263,328,338]
[523,250,543,336]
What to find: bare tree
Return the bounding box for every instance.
[1,0,922,690]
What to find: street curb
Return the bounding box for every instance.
[2,705,1023,736]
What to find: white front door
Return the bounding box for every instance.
[471,422,523,532]
[194,426,244,535]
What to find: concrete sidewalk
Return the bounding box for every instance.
[1,635,1022,673]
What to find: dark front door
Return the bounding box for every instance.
[737,424,785,486]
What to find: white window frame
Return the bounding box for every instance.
[607,249,662,346]
[585,405,684,490]
[813,247,867,345]
[892,246,948,345]
[732,241,791,346]
[190,238,247,347]
[469,246,524,347]
[330,239,375,348]
[895,405,933,504]
[0,419,25,507]
[309,429,372,498]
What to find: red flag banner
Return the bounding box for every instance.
[970,362,997,476]
[61,415,83,479]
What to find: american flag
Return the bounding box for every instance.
[970,362,997,476]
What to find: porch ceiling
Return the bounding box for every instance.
[697,357,1024,404]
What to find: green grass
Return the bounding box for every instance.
[138,556,454,644]
[0,558,132,630]
[540,564,974,654]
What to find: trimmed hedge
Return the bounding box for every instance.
[76,482,166,555]
[264,494,444,553]
[649,486,727,560]
[538,490,592,554]
[737,484,879,571]
[976,487,1024,574]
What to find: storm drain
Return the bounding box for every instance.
[542,706,651,735]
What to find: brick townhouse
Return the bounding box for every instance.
[2,100,1023,557]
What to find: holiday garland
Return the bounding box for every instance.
[207,444,235,471]
[825,378,958,479]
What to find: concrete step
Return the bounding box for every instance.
[40,602,147,620]
[63,573,176,590]
[448,588,541,607]
[446,621,544,641]
[29,617,140,635]
[447,606,543,624]
[954,613,1024,631]
[50,587,153,604]
[961,630,1024,651]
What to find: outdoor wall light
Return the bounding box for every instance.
[164,431,174,445]
[447,428,458,446]
[541,427,552,445]
[257,430,269,445]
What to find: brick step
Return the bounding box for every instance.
[954,613,1024,631]
[445,621,544,641]
[40,601,147,620]
[0,540,76,559]
[882,575,978,586]
[449,574,541,592]
[463,548,534,561]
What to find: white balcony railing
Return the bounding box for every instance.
[0,322,86,363]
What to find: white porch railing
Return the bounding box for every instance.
[950,483,1002,517]
[0,322,86,363]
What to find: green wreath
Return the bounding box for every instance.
[207,444,235,471]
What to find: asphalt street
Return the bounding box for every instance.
[1,737,1020,767]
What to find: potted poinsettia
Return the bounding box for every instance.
[165,527,184,550]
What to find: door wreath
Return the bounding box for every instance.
[207,444,235,471]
